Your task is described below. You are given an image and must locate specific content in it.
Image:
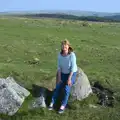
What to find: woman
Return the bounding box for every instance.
[48,39,77,114]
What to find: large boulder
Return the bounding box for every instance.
[69,67,92,102]
[0,77,30,116]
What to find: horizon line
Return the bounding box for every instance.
[0,9,120,14]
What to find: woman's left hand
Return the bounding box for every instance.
[67,77,72,86]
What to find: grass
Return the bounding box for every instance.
[0,17,120,120]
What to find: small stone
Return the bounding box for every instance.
[89,104,97,108]
[34,58,39,62]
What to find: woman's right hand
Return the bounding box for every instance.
[56,74,62,84]
[56,79,62,84]
[56,70,61,85]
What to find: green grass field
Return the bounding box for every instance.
[0,17,120,120]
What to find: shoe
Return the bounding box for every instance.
[48,103,53,111]
[48,106,53,111]
[58,109,65,114]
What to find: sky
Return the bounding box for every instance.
[0,0,120,13]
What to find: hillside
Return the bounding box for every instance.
[16,13,120,22]
[0,17,120,120]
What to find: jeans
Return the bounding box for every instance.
[51,72,77,107]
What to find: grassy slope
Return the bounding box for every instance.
[0,17,120,120]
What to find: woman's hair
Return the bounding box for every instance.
[60,39,73,54]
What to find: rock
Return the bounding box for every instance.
[89,104,97,108]
[69,67,92,102]
[0,77,30,116]
[34,58,39,62]
[29,96,46,109]
[92,81,114,107]
[28,84,53,109]
[6,77,30,97]
[32,84,48,98]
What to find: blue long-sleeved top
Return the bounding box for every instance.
[57,52,77,74]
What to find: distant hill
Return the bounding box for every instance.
[1,10,120,22]
[0,10,120,16]
[36,10,118,17]
[105,15,120,21]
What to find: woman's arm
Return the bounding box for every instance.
[68,53,76,86]
[70,52,76,73]
[56,69,61,84]
[68,72,73,80]
[56,53,61,84]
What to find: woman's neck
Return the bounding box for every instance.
[62,51,68,56]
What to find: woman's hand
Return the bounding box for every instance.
[56,80,62,85]
[56,70,61,85]
[67,77,72,86]
[67,72,73,86]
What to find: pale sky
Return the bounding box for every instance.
[0,0,120,13]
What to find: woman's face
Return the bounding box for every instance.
[62,44,69,53]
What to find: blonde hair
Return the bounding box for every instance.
[60,39,73,54]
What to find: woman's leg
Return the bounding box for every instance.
[51,81,63,104]
[61,72,77,108]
